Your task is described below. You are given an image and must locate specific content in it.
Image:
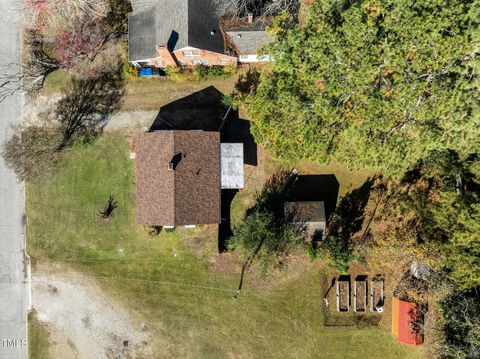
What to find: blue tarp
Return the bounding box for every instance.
[139,68,154,77]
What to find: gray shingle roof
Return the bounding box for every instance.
[128,0,225,62]
[221,143,244,189]
[226,30,272,55]
[130,0,157,12]
[128,10,159,61]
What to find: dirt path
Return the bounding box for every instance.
[24,94,156,131]
[32,266,152,358]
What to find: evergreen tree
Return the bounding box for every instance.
[246,0,480,177]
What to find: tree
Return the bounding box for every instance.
[214,0,300,21]
[430,192,480,290]
[0,31,60,102]
[230,170,305,296]
[435,289,480,359]
[2,122,62,181]
[21,0,129,79]
[0,0,130,103]
[316,177,376,271]
[319,235,351,273]
[2,66,125,181]
[245,0,480,178]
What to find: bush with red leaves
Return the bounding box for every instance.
[54,22,104,72]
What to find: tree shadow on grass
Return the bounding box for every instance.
[328,177,376,240]
[246,170,299,224]
[56,66,125,150]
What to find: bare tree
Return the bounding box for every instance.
[1,120,62,181]
[23,0,108,30]
[0,31,60,102]
[0,0,130,103]
[214,0,300,20]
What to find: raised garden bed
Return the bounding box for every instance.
[354,277,367,312]
[336,277,350,312]
[370,277,384,313]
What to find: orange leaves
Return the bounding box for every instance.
[315,78,325,93]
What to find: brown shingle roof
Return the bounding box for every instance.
[135,130,221,226]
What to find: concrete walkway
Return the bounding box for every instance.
[0,1,30,358]
[104,110,157,131]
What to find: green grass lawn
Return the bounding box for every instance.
[28,311,50,359]
[27,133,423,358]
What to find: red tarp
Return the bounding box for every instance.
[392,298,424,345]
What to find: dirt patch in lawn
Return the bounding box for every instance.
[32,263,152,359]
[208,251,313,293]
[209,252,243,274]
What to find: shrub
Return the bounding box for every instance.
[306,241,318,260]
[165,65,237,81]
[164,66,185,81]
[221,94,239,110]
[123,63,139,80]
[319,236,352,273]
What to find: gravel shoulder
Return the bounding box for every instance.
[32,265,152,359]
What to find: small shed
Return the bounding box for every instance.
[336,277,350,312]
[354,277,367,312]
[221,143,244,189]
[392,298,424,345]
[284,201,326,240]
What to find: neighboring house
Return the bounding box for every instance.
[284,201,327,241]
[128,0,272,68]
[135,130,243,227]
[225,20,272,63]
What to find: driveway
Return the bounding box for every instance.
[32,266,151,358]
[0,1,30,358]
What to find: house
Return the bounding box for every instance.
[135,130,243,227]
[284,201,326,240]
[225,19,272,63]
[128,0,272,68]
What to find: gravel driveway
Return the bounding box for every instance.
[32,267,152,358]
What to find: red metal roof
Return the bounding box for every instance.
[392,298,424,345]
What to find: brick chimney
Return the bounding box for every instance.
[247,13,254,24]
[156,45,177,67]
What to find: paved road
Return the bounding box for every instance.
[0,1,30,358]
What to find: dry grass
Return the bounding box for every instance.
[122,76,238,111]
[28,310,51,359]
[40,70,239,112]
